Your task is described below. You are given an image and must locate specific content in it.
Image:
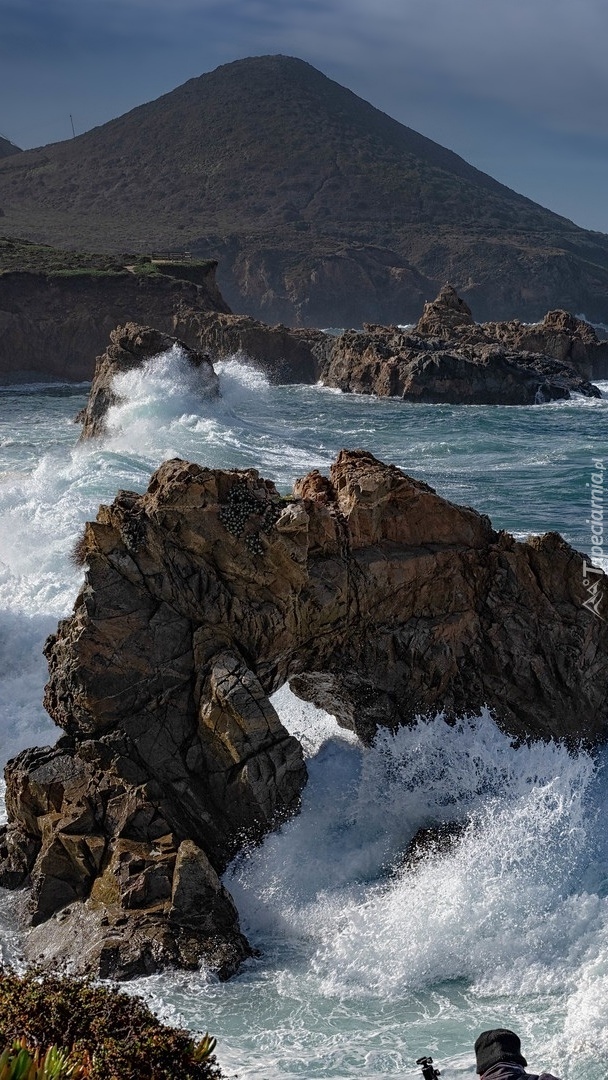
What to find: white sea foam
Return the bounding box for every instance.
[1,367,607,1078]
[131,699,607,1078]
[228,704,598,1001]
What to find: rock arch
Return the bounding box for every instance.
[1,450,606,978]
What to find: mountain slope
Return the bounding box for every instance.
[1,55,608,324]
[0,136,21,159]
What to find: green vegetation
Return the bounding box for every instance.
[0,969,223,1080]
[0,238,127,276]
[0,239,216,285]
[131,258,161,276]
[0,1040,86,1079]
[153,258,216,272]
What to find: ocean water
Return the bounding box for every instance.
[0,351,607,1079]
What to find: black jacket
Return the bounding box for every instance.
[480,1064,562,1080]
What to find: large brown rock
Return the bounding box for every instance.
[485,308,608,380]
[77,317,331,440]
[174,309,330,384]
[415,284,475,337]
[1,450,607,978]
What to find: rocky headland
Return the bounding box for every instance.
[0,259,230,382]
[0,449,606,980]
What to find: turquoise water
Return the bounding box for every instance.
[0,355,607,1079]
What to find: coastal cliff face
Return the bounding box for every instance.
[1,450,606,979]
[0,266,230,382]
[2,257,607,396]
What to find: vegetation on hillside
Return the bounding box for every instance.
[2,55,608,321]
[0,55,599,254]
[0,238,215,282]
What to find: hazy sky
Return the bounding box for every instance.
[2,0,608,233]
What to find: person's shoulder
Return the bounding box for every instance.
[537,1073,562,1080]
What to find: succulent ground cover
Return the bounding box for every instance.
[0,968,222,1080]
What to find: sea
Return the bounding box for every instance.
[0,346,607,1080]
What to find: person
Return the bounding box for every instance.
[474,1029,562,1080]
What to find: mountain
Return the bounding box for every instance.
[1,55,608,325]
[0,136,21,159]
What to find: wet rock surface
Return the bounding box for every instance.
[1,449,606,978]
[174,309,331,385]
[77,323,220,439]
[74,288,605,440]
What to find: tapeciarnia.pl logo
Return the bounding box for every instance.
[583,458,606,619]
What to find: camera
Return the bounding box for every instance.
[416,1056,441,1080]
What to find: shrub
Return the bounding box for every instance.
[69,529,88,567]
[0,969,222,1080]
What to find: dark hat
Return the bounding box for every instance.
[475,1029,527,1074]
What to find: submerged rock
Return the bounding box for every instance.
[1,450,606,978]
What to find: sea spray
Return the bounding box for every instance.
[126,696,607,1079]
[2,370,608,1077]
[228,702,598,1002]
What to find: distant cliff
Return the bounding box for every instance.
[0,262,230,381]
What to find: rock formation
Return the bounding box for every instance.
[318,285,604,402]
[485,308,608,381]
[173,310,331,385]
[76,323,219,439]
[415,284,476,337]
[77,320,329,441]
[76,287,605,442]
[413,285,608,379]
[1,450,606,979]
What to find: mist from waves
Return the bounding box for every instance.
[1,349,607,1078]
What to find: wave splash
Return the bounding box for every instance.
[218,695,608,1075]
[2,369,608,1076]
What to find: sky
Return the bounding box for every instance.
[2,0,608,233]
